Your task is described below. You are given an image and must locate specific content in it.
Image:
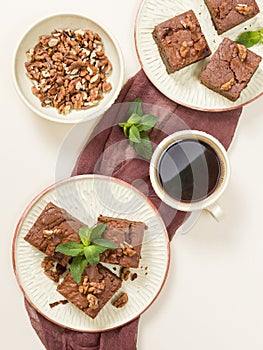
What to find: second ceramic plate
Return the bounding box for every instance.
[135,0,263,111]
[12,175,169,332]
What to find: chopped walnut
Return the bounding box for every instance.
[212,7,219,16]
[194,37,207,52]
[24,28,112,115]
[112,292,128,308]
[41,256,66,282]
[120,267,130,281]
[87,293,99,310]
[130,272,138,281]
[88,282,105,294]
[179,41,190,58]
[180,16,196,32]
[78,276,90,295]
[42,228,61,238]
[79,277,105,296]
[237,44,247,62]
[120,242,137,257]
[220,77,235,91]
[42,229,53,238]
[235,4,254,15]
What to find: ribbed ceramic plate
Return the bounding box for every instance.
[12,175,169,332]
[135,0,263,111]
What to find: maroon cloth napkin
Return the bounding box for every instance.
[25,69,242,349]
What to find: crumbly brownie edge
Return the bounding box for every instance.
[24,202,84,266]
[204,0,260,34]
[152,27,175,74]
[200,75,237,101]
[200,39,262,101]
[98,215,146,268]
[56,264,122,319]
[203,0,223,34]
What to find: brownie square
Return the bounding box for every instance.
[98,215,146,268]
[204,0,260,34]
[152,9,211,73]
[57,264,122,319]
[24,202,83,266]
[200,38,262,101]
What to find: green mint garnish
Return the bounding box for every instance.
[236,28,263,48]
[55,223,116,283]
[119,98,158,160]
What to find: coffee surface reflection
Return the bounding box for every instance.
[158,139,221,203]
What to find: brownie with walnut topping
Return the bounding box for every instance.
[204,0,260,34]
[24,202,83,266]
[24,203,146,269]
[98,215,146,268]
[57,264,122,318]
[200,38,262,101]
[152,9,211,73]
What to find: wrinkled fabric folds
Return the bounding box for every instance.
[25,69,242,349]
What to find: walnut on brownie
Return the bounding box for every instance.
[98,215,146,268]
[24,203,146,269]
[204,0,260,34]
[24,202,84,266]
[200,38,262,101]
[152,9,211,73]
[41,256,66,282]
[57,264,122,318]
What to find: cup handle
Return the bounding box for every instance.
[205,202,224,221]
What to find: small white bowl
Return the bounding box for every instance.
[13,13,124,123]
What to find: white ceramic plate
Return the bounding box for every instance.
[13,13,124,123]
[12,175,169,332]
[135,0,263,111]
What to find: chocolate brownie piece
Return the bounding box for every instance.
[24,202,83,266]
[57,264,122,319]
[204,0,260,34]
[152,9,211,73]
[200,38,262,101]
[98,215,146,268]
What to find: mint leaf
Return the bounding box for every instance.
[127,98,143,117]
[54,223,116,283]
[118,123,129,137]
[119,98,158,160]
[90,222,107,242]
[78,227,92,246]
[84,245,105,265]
[133,132,153,160]
[70,256,88,283]
[92,238,117,249]
[137,114,158,131]
[129,125,141,143]
[123,125,129,138]
[236,31,261,48]
[127,112,142,125]
[55,242,84,256]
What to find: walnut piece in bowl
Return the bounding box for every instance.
[13,13,124,123]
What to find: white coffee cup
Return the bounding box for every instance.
[149,130,230,221]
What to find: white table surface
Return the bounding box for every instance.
[2,0,263,349]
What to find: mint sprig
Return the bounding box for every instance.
[119,98,158,160]
[55,223,116,283]
[236,28,263,48]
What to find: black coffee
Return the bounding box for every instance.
[157,139,221,203]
